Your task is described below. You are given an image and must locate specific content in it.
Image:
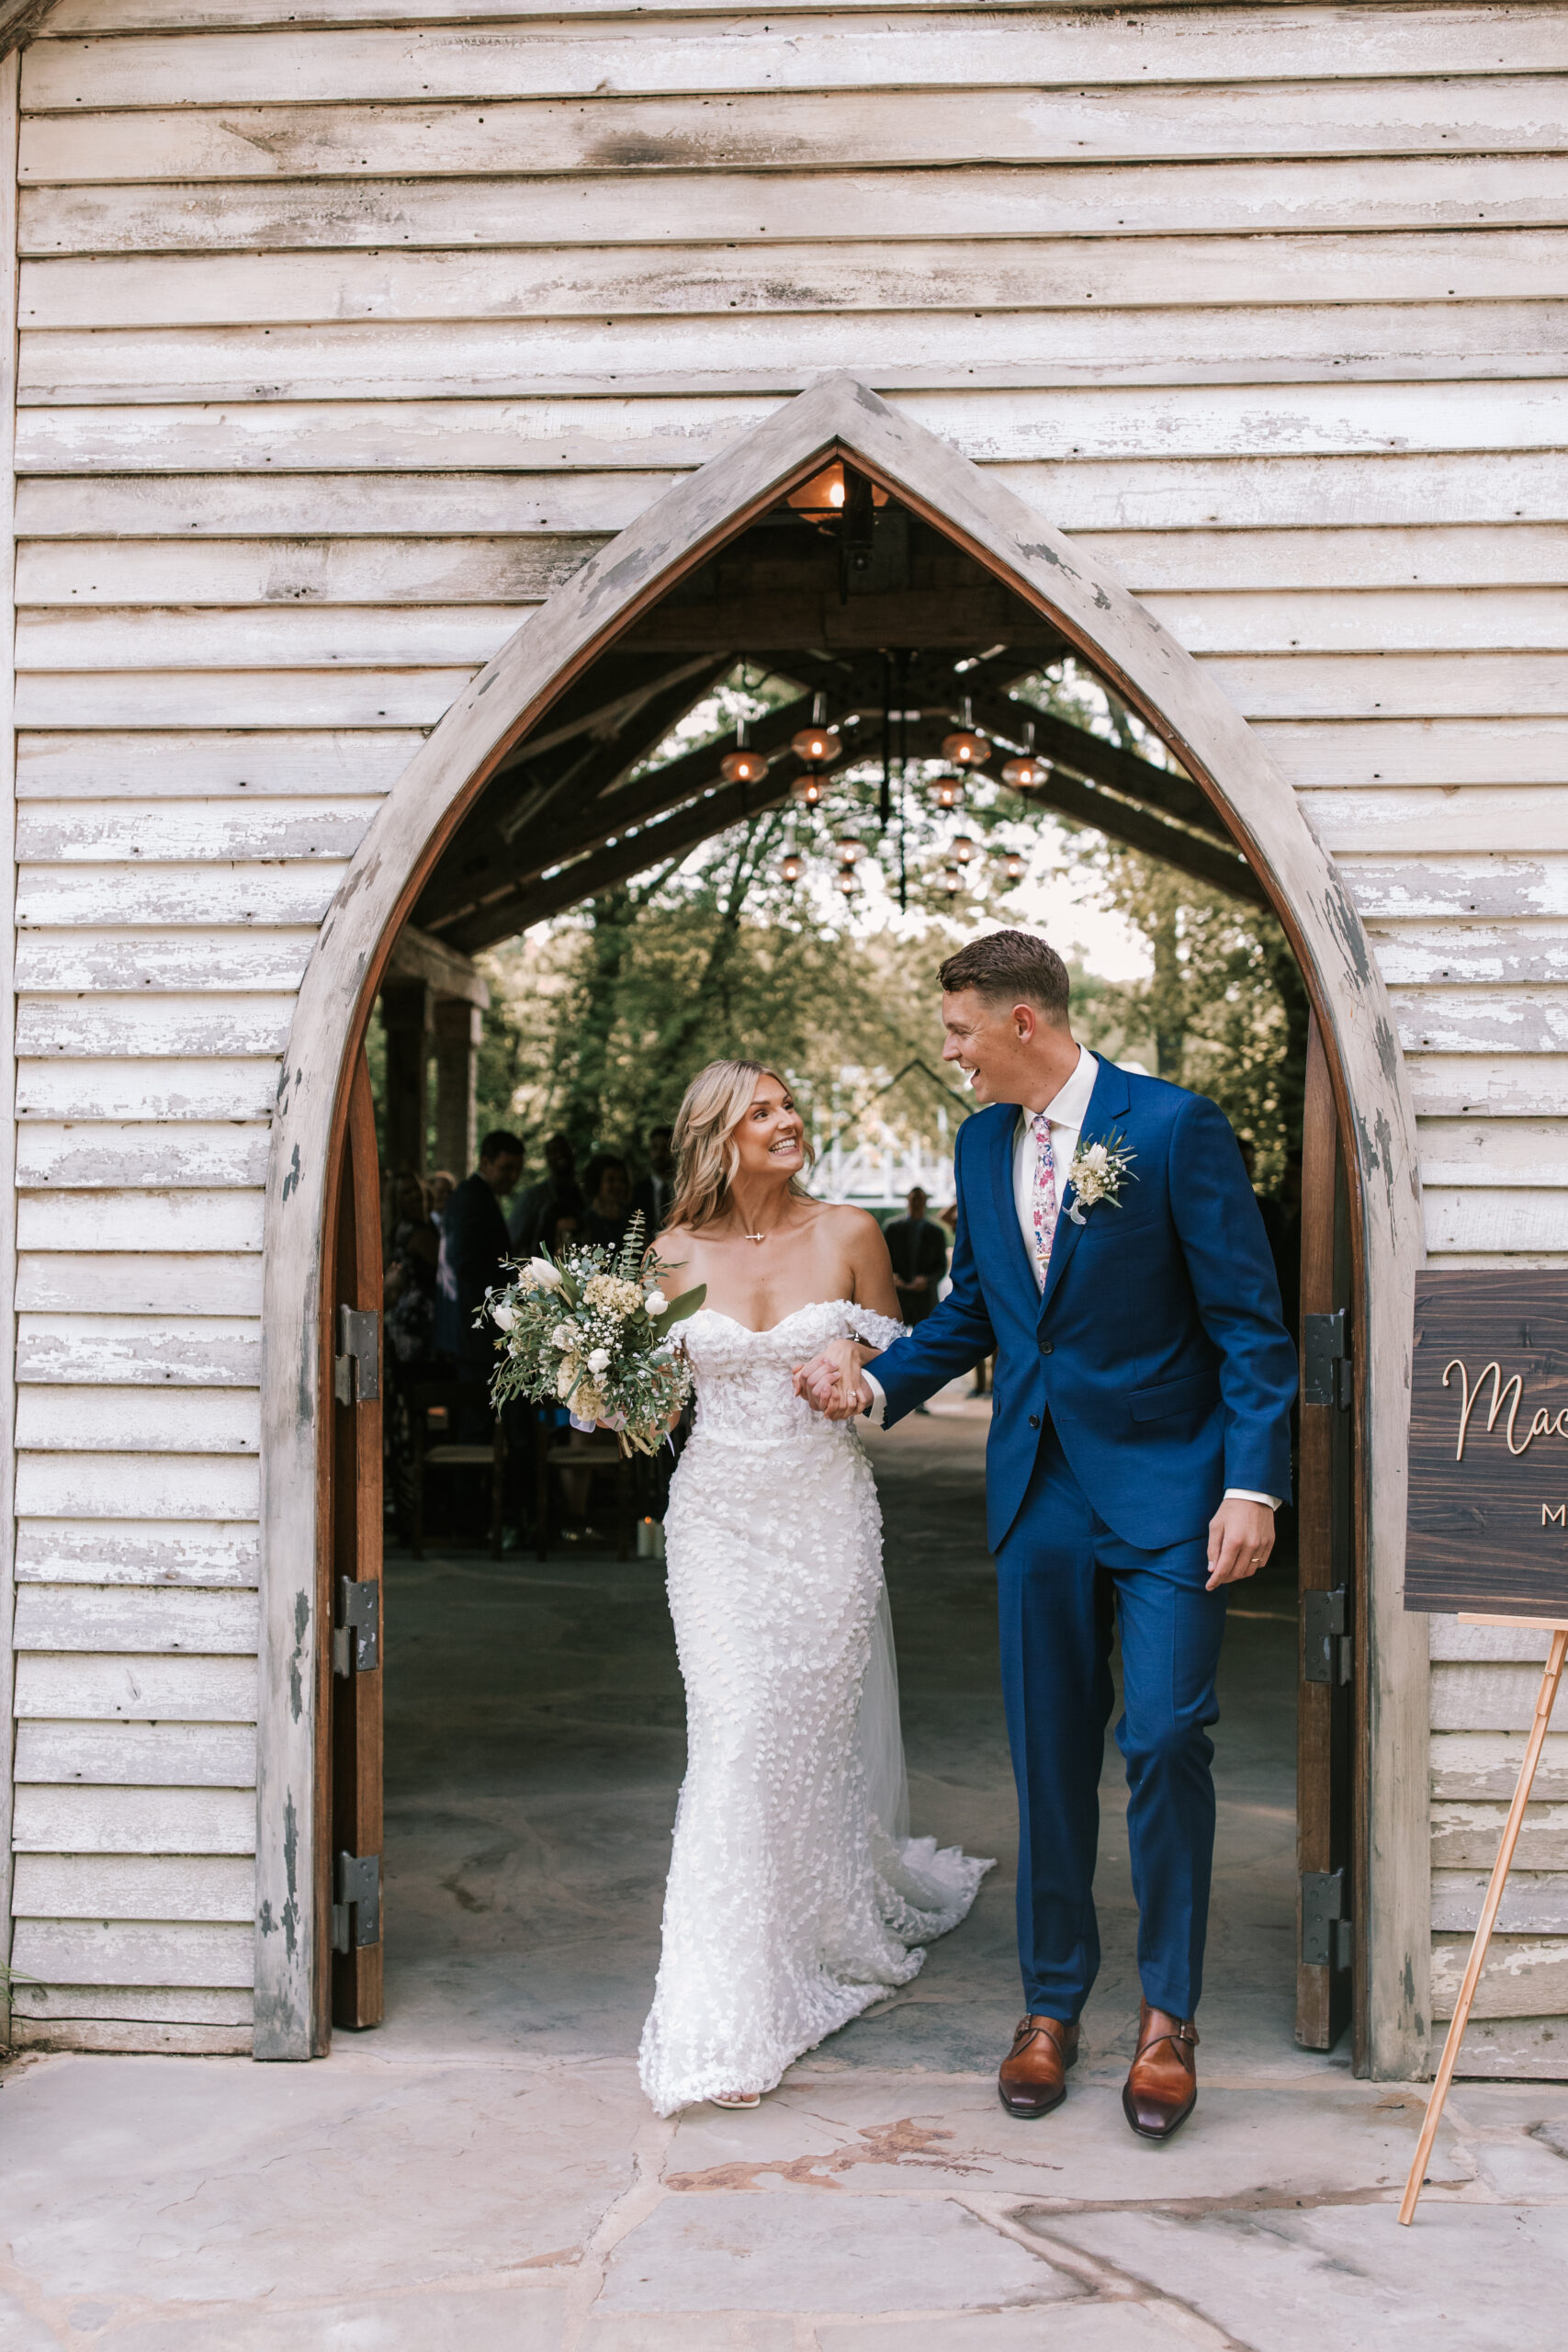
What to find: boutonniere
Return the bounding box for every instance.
[1065,1130,1136,1226]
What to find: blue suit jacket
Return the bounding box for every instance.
[871,1060,1297,1552]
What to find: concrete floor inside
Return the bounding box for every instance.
[6,1400,1568,2348]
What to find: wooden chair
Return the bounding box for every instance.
[536,1415,637,1561]
[409,1380,506,1559]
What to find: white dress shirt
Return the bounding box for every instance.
[863,1046,1279,1511]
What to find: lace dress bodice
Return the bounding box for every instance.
[637,1295,990,2114]
[678,1297,900,1444]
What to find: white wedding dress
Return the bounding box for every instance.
[637,1298,991,2115]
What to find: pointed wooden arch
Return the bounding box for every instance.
[257,375,1427,2073]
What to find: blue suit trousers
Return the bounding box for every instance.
[996,1421,1228,2022]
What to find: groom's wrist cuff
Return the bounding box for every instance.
[862,1369,888,1427]
[1224,1487,1280,1510]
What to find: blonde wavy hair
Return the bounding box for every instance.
[666,1059,817,1233]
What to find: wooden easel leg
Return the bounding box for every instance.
[1399,1625,1568,2224]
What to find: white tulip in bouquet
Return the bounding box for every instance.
[479,1212,706,1456]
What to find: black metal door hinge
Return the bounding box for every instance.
[1302,1868,1352,1970]
[333,1305,380,1405]
[1302,1309,1350,1409]
[1303,1587,1352,1687]
[332,1575,380,1678]
[332,1850,381,1953]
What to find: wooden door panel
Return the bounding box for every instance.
[1295,1014,1355,2051]
[325,1051,385,2034]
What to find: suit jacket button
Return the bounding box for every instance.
[1028,1413,1040,1429]
[1041,1341,1055,1355]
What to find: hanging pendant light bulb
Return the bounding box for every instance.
[834,833,866,867]
[999,847,1027,882]
[930,774,964,812]
[791,689,841,769]
[779,851,805,886]
[951,833,976,865]
[720,716,769,786]
[942,695,991,771]
[1002,720,1049,792]
[834,867,859,899]
[939,865,964,897]
[791,771,829,807]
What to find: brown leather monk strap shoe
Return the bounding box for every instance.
[1122,1999,1199,2141]
[998,2013,1079,2120]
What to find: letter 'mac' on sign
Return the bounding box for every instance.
[1547,1506,1567,1528]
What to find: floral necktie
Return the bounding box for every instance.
[1030,1111,1058,1291]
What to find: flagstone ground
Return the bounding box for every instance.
[4,1401,1566,2347]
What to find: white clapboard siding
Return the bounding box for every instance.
[16,1721,257,1783]
[1433,1804,1568,1871]
[1413,1124,1568,1187]
[16,1057,281,1122]
[17,868,347,932]
[18,455,1558,537]
[1371,932,1568,990]
[1425,1192,1568,1256]
[22,590,1568,670]
[13,1651,258,1721]
[13,1583,259,1650]
[15,1453,262,1521]
[1432,1736,1568,1805]
[15,1386,260,1456]
[18,1314,262,1386]
[1408,1058,1568,1122]
[22,15,1568,108]
[18,308,1565,405]
[13,1853,254,1921]
[17,1192,265,1253]
[18,380,1568,456]
[10,1987,254,2030]
[17,537,596,609]
[1433,1873,1568,1937]
[17,933,316,993]
[17,999,294,1064]
[9,1919,254,1986]
[20,76,1568,188]
[17,1125,268,1189]
[16,727,423,796]
[15,1516,257,1585]
[1349,866,1568,929]
[17,800,379,863]
[17,1253,263,1316]
[13,1784,254,1852]
[23,232,1565,328]
[1303,791,1568,859]
[22,154,1568,253]
[1391,992,1568,1057]
[15,673,469,729]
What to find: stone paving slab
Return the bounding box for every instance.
[814,2315,1184,2350]
[665,2072,1473,2202]
[598,2192,1077,2313]
[0,2052,638,2312]
[91,2287,569,2352]
[1029,2201,1568,2352]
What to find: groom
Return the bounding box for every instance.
[800,930,1296,2140]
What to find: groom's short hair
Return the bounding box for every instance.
[939,930,1071,1023]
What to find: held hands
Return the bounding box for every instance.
[1205,1497,1275,1592]
[792,1338,874,1421]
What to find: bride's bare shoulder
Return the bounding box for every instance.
[808,1202,886,1249]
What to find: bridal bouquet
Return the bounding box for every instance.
[479,1213,705,1456]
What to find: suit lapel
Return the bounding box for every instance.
[985,1103,1038,1297]
[1038,1057,1131,1319]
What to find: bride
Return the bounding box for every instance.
[637,1057,990,2115]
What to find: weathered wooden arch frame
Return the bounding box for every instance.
[257,374,1428,2075]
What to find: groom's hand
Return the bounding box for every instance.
[1205,1498,1275,1591]
[793,1341,873,1419]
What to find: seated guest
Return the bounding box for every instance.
[581,1153,634,1250]
[631,1124,677,1233]
[508,1131,576,1254]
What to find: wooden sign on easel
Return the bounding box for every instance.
[1399,1272,1568,2223]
